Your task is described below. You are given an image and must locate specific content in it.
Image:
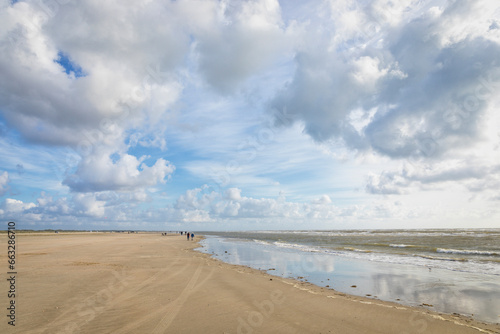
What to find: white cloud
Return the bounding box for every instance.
[366,160,500,200]
[2,198,36,213]
[173,186,337,221]
[213,199,241,217]
[175,186,218,210]
[0,183,498,230]
[270,0,500,161]
[64,152,175,193]
[365,171,408,195]
[0,171,9,196]
[311,195,332,205]
[194,0,290,92]
[225,188,242,201]
[1,0,499,230]
[0,0,187,149]
[72,193,106,217]
[351,56,389,87]
[36,192,70,215]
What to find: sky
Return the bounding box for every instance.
[0,0,500,231]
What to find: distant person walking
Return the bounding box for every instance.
[187,232,190,241]
[191,233,194,240]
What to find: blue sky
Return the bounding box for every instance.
[1,0,500,230]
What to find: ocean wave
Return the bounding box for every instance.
[252,239,272,246]
[202,236,500,276]
[342,247,373,253]
[416,254,469,262]
[273,241,324,253]
[229,229,500,240]
[269,243,499,275]
[389,244,414,248]
[436,248,500,256]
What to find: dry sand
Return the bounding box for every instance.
[1,232,499,334]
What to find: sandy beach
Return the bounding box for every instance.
[1,232,499,334]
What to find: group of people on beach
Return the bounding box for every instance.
[180,231,194,240]
[160,232,194,240]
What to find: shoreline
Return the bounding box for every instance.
[1,232,498,333]
[193,236,500,331]
[196,234,500,324]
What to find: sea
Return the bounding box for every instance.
[197,229,500,324]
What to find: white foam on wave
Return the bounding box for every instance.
[343,247,373,253]
[436,248,500,256]
[201,236,500,276]
[273,229,500,239]
[252,239,272,246]
[273,241,324,253]
[257,240,500,276]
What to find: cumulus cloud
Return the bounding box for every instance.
[72,193,106,217]
[366,161,500,200]
[174,186,331,220]
[225,188,242,201]
[36,192,70,215]
[63,152,175,193]
[167,187,453,225]
[0,183,496,229]
[311,195,332,205]
[270,0,500,160]
[0,0,289,194]
[194,0,290,92]
[365,172,408,195]
[0,0,188,200]
[1,0,500,229]
[175,186,218,210]
[0,171,9,196]
[2,198,36,213]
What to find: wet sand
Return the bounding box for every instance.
[199,235,500,323]
[1,232,499,334]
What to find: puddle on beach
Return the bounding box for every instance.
[197,235,500,324]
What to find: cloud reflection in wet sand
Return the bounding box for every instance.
[199,236,500,323]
